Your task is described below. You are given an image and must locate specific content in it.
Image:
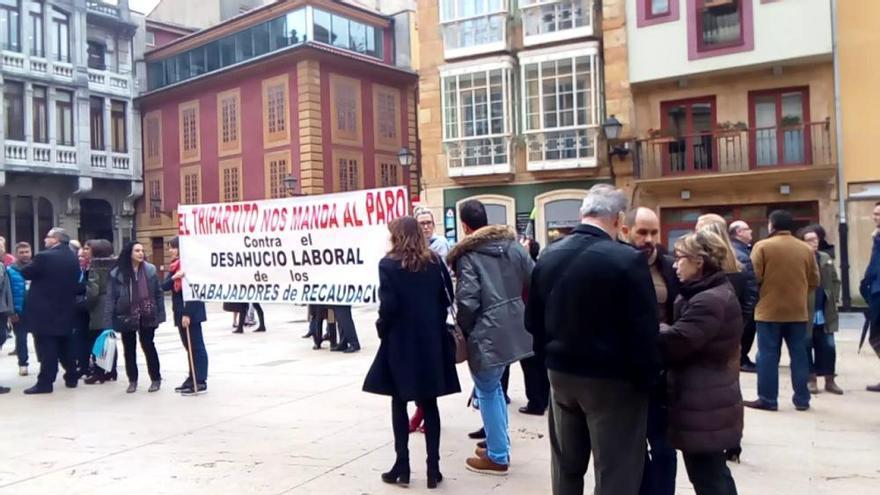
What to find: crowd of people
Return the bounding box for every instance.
[0,230,207,396]
[361,188,880,494]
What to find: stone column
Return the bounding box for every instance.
[104,98,112,153]
[47,87,57,147]
[602,0,637,194]
[297,60,325,195]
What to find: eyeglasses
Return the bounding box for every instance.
[418,221,434,227]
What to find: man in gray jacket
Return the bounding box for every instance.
[447,199,534,476]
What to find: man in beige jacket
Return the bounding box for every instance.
[744,210,819,412]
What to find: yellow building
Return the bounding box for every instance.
[837,0,880,303]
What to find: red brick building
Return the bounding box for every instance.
[136,0,418,265]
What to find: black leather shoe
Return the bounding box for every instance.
[468,427,486,439]
[743,399,778,411]
[24,385,53,395]
[518,405,546,416]
[0,386,10,394]
[343,345,360,353]
[740,362,757,373]
[330,343,348,352]
[175,380,193,393]
[65,380,78,389]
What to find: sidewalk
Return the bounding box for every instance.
[0,306,876,494]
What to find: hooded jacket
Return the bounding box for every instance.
[86,257,116,330]
[447,225,534,372]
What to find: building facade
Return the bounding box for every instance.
[0,0,143,250]
[623,0,836,246]
[417,0,614,246]
[135,0,418,267]
[837,0,880,303]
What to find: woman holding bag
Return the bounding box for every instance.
[363,216,461,489]
[104,241,166,393]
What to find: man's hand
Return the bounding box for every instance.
[172,270,186,280]
[182,315,191,328]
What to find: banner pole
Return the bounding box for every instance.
[184,321,200,395]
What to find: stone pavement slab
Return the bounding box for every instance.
[0,305,877,494]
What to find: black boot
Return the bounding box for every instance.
[426,457,443,489]
[381,458,410,486]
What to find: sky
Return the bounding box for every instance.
[129,0,161,15]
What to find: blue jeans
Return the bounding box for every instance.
[640,397,677,495]
[471,365,509,465]
[13,321,29,367]
[806,325,836,377]
[756,321,810,408]
[178,322,208,384]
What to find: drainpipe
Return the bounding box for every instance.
[830,0,851,310]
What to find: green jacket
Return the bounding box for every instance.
[807,251,840,335]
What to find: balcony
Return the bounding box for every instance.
[89,150,131,172]
[525,127,599,171]
[445,136,513,177]
[633,121,834,180]
[3,140,78,172]
[88,68,133,96]
[87,0,119,17]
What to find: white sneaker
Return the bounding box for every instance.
[18,366,28,376]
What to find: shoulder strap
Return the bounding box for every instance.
[438,262,457,320]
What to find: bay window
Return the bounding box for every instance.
[0,0,19,52]
[56,90,74,146]
[441,60,514,175]
[521,45,600,170]
[521,0,593,45]
[440,0,508,58]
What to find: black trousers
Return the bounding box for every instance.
[35,334,77,388]
[121,328,161,383]
[236,303,264,332]
[741,315,756,364]
[520,352,549,410]
[391,396,440,469]
[683,452,738,495]
[334,306,359,347]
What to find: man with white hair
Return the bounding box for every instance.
[415,207,449,261]
[526,184,659,495]
[729,220,759,371]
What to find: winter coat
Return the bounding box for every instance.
[362,256,461,401]
[21,243,81,336]
[7,263,26,315]
[807,251,841,334]
[653,245,679,326]
[659,271,744,454]
[0,264,14,316]
[731,239,758,316]
[103,262,166,332]
[751,231,820,322]
[86,257,116,330]
[162,271,207,328]
[860,234,880,306]
[526,224,660,387]
[447,225,534,373]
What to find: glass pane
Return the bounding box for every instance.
[652,0,670,15]
[235,29,253,60]
[700,0,742,47]
[350,21,366,53]
[287,9,306,44]
[268,15,286,50]
[754,96,778,166]
[331,14,349,49]
[219,36,235,66]
[205,41,220,71]
[252,22,270,56]
[313,9,331,44]
[189,47,205,76]
[485,204,507,226]
[176,53,190,80]
[781,93,805,164]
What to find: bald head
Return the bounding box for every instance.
[621,207,661,257]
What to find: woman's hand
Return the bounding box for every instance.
[172,270,186,280]
[182,315,191,328]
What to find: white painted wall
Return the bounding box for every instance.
[626,0,833,83]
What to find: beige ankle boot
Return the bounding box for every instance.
[808,375,819,394]
[824,376,843,395]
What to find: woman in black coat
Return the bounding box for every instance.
[363,216,461,489]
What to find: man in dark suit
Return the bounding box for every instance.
[526,185,659,495]
[22,227,82,394]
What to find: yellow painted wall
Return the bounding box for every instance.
[838,0,880,184]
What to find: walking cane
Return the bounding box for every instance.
[183,319,201,396]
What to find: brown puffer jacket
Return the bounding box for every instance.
[659,271,744,454]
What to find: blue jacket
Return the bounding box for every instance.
[861,234,880,303]
[732,239,758,316]
[7,263,26,315]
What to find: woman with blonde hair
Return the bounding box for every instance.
[660,230,743,495]
[363,216,461,489]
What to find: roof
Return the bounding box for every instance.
[145,18,198,35]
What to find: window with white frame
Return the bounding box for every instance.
[521,0,593,44]
[441,62,514,173]
[439,0,508,58]
[521,47,600,168]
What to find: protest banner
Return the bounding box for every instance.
[177,186,408,306]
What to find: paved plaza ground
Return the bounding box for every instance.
[0,305,877,494]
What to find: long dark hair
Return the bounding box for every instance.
[388,216,433,272]
[115,241,143,282]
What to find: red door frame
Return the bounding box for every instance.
[660,95,717,175]
[747,86,812,169]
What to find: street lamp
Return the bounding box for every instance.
[397,147,415,168]
[602,115,631,184]
[602,115,623,141]
[282,175,305,197]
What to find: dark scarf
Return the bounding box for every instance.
[130,263,156,325]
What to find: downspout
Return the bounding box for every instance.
[831,0,851,309]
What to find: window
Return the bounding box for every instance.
[181,167,201,205]
[338,157,359,192]
[649,0,670,16]
[285,9,307,45]
[252,21,270,56]
[441,63,513,172]
[264,152,290,199]
[220,159,242,202]
[111,101,127,153]
[331,75,361,145]
[749,87,810,167]
[378,160,399,187]
[698,0,744,50]
[144,112,162,168]
[145,30,155,47]
[218,89,240,155]
[0,0,20,52]
[439,0,508,57]
[3,80,24,140]
[29,11,42,56]
[189,46,206,77]
[661,96,716,174]
[32,85,47,143]
[375,87,399,147]
[312,9,382,59]
[148,176,163,220]
[521,48,600,167]
[262,75,289,146]
[87,41,106,70]
[521,0,592,43]
[52,8,69,62]
[90,97,104,150]
[56,90,74,146]
[179,101,200,163]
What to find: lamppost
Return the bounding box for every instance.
[602,114,631,184]
[397,146,417,201]
[282,175,306,197]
